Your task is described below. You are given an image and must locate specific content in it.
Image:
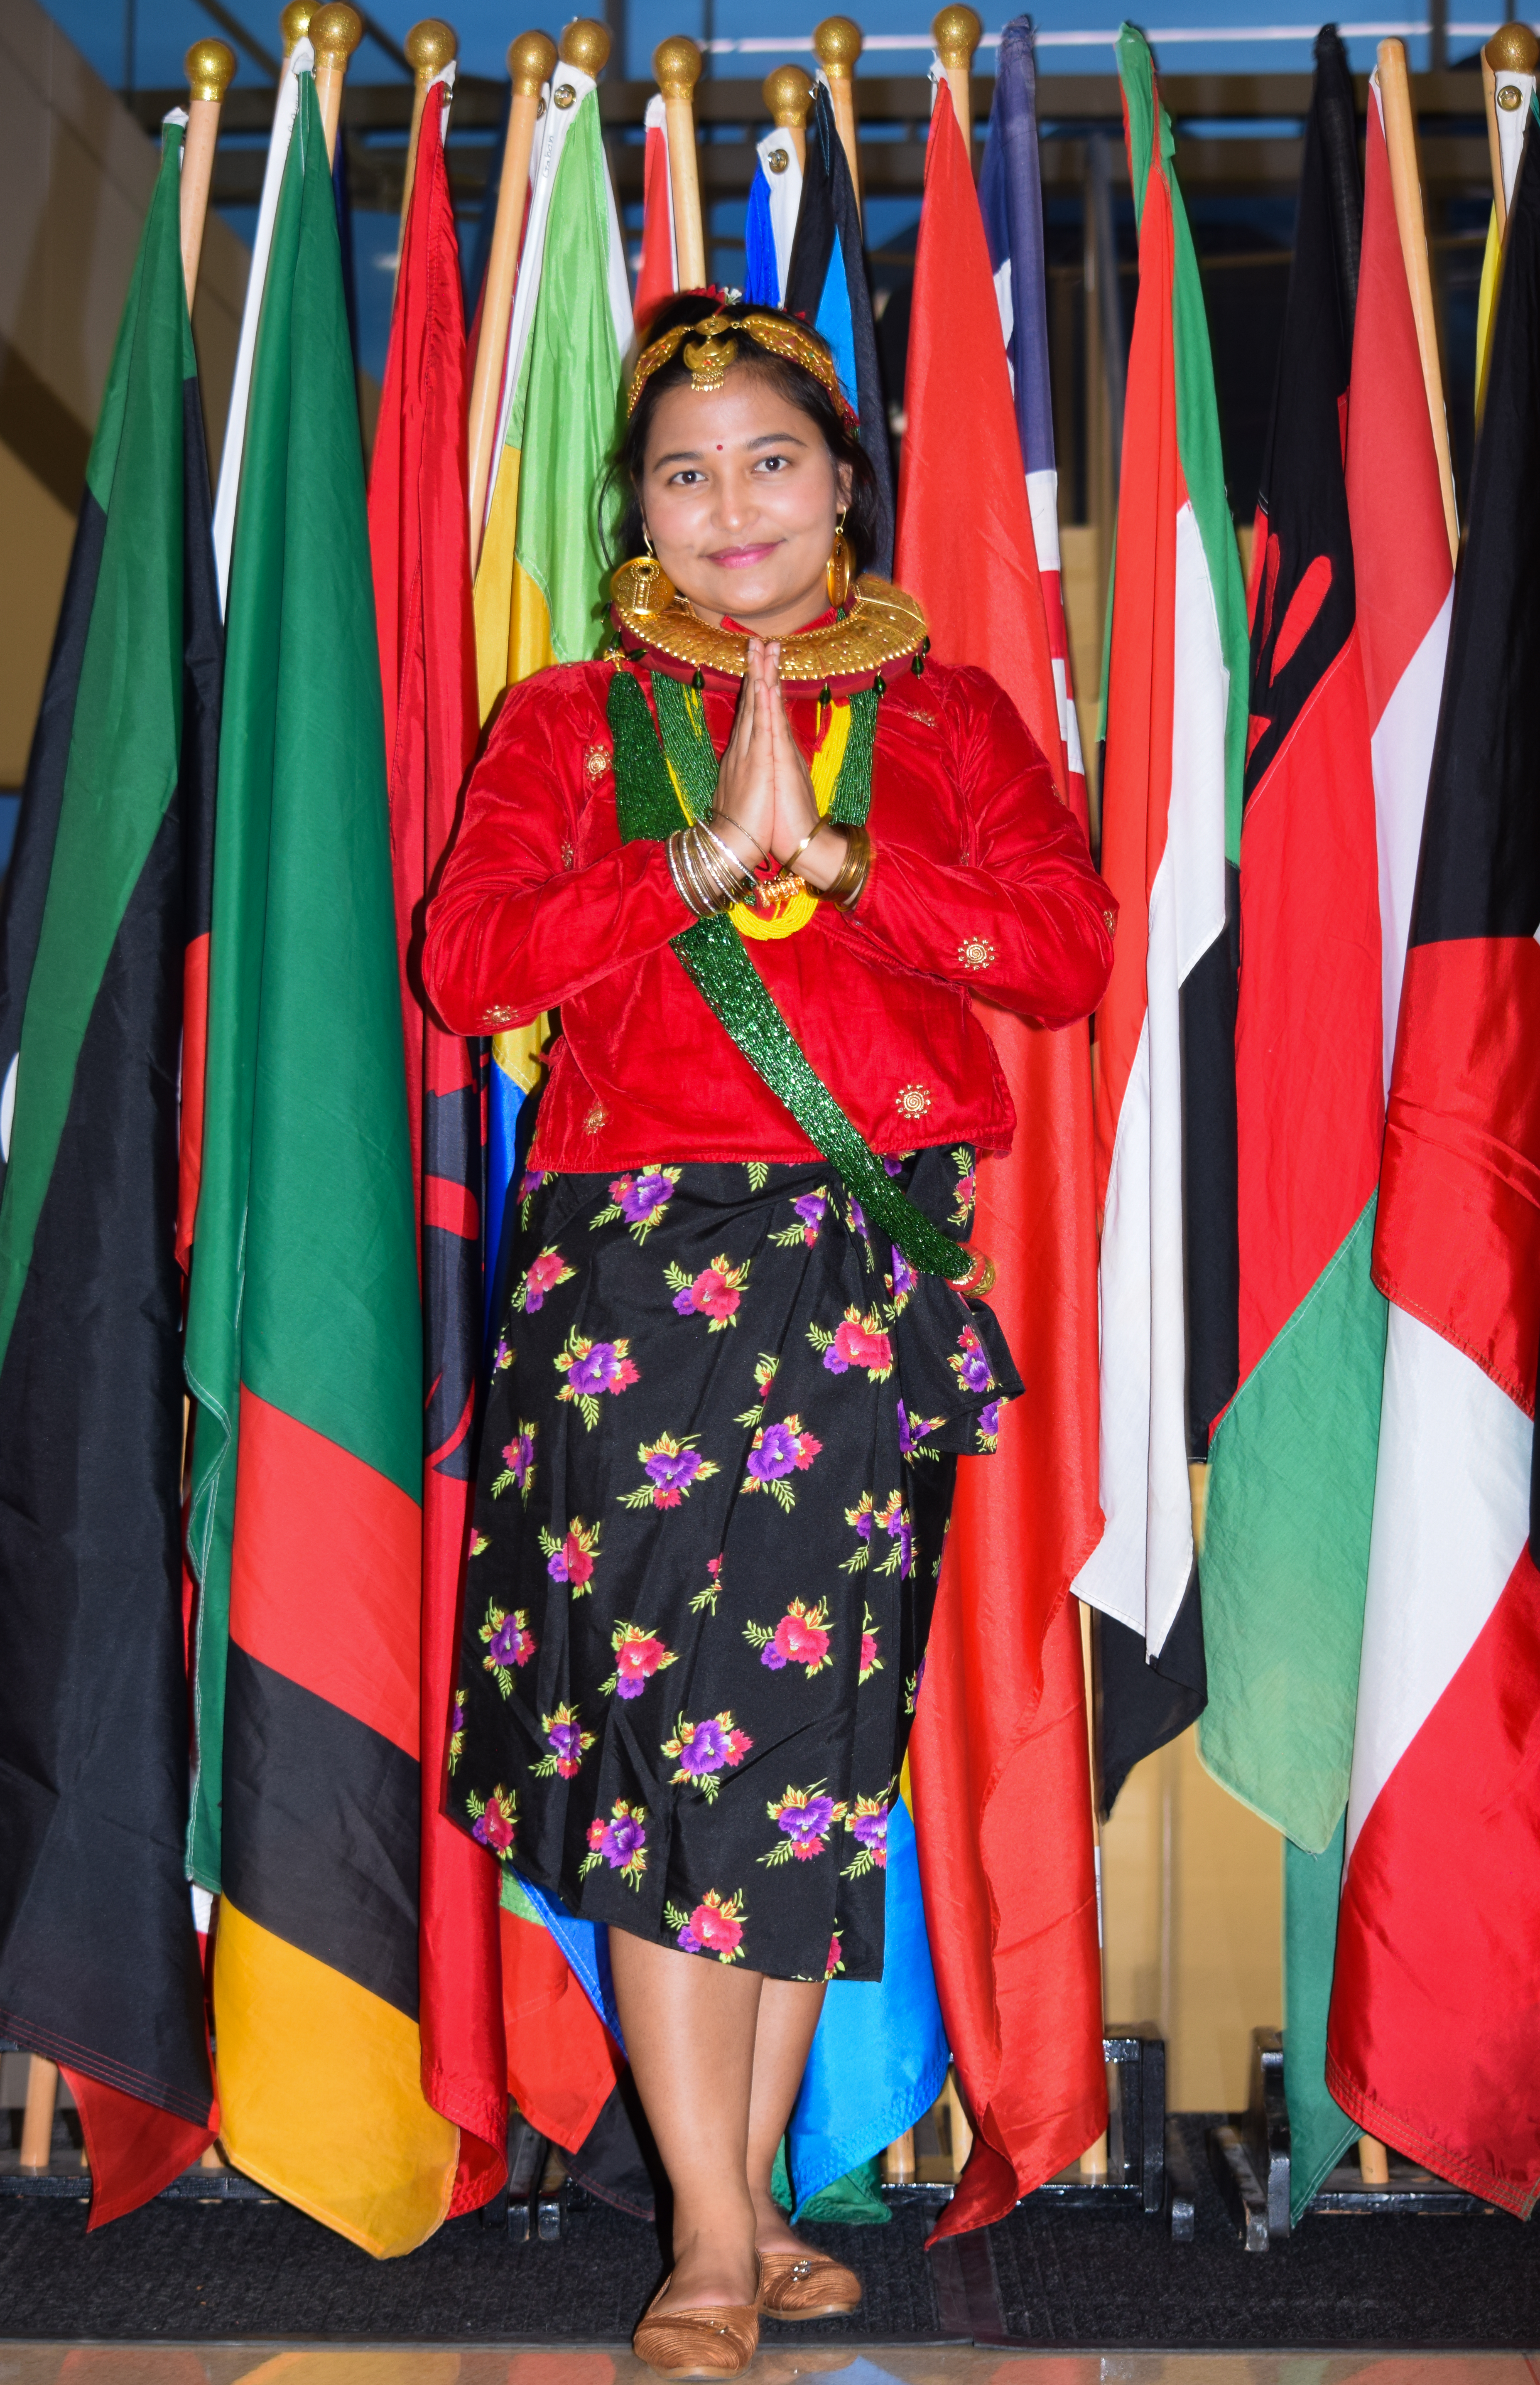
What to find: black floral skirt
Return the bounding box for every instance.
[447,1145,1020,1983]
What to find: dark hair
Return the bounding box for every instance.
[603,295,883,580]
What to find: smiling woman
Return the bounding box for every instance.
[423,296,1116,2378]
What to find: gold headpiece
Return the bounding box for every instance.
[628,308,861,433]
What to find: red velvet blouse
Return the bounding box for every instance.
[423,649,1116,1172]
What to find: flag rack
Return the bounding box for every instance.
[1205,2029,1501,2251]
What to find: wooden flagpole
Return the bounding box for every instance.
[180,41,237,311]
[1376,40,1459,566]
[813,17,864,221]
[467,29,557,572]
[309,3,364,167]
[654,36,706,291]
[399,19,457,244]
[933,5,982,161]
[763,63,812,176]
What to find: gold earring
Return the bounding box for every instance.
[621,524,677,618]
[826,509,853,612]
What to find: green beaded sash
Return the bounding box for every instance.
[608,667,973,1284]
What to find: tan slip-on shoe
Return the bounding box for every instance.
[757,2247,863,2320]
[633,2266,762,2380]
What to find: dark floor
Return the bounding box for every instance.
[0,2117,1535,2347]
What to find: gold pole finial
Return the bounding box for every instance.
[186,38,237,101]
[653,33,703,96]
[763,64,814,125]
[405,17,457,75]
[812,15,863,76]
[508,28,558,94]
[279,1,313,53]
[933,5,983,70]
[309,4,363,164]
[561,18,612,76]
[1486,20,1540,70]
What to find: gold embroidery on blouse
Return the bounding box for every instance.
[957,936,996,972]
[895,1083,934,1120]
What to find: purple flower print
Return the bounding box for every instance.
[849,1197,867,1236]
[488,1614,532,1668]
[890,1250,916,1299]
[617,1169,676,1226]
[593,1811,645,1867]
[978,1401,1000,1439]
[853,1812,886,1851]
[569,1341,633,1396]
[779,1794,836,1850]
[677,1717,731,1776]
[855,1508,874,1544]
[951,1326,994,1395]
[507,1431,535,1491]
[647,1444,704,1496]
[549,1720,583,1769]
[880,1153,904,1179]
[747,1421,799,1481]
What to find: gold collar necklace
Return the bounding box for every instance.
[609,558,929,695]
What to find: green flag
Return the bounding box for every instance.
[183,70,454,2256]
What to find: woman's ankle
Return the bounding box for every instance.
[666,2204,760,2307]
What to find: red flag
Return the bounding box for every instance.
[898,85,1106,2238]
[634,96,677,335]
[368,84,506,2215]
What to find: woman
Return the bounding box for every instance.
[424,295,1114,2377]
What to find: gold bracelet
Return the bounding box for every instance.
[712,810,770,867]
[819,822,872,910]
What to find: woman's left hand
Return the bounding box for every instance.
[763,644,849,893]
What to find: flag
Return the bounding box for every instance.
[898,79,1106,2240]
[1079,27,1249,1812]
[979,15,1086,824]
[745,127,804,308]
[469,46,632,2154]
[212,47,304,609]
[784,84,895,576]
[183,67,458,2256]
[0,120,219,2229]
[1326,95,1540,2220]
[368,74,506,2218]
[634,94,677,331]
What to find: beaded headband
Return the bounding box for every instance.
[628,308,861,436]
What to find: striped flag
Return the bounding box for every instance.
[634,94,677,330]
[784,84,894,575]
[1079,28,1249,1774]
[0,118,220,2226]
[470,47,632,2155]
[184,66,458,2255]
[1194,29,1385,2216]
[1327,95,1540,2218]
[979,15,1085,825]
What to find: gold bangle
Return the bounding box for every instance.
[782,823,821,868]
[713,810,769,867]
[820,822,872,910]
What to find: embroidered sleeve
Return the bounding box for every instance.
[424,671,693,1035]
[839,669,1116,1031]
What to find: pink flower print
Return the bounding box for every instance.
[745,1596,833,1675]
[949,1324,995,1398]
[690,1554,725,1616]
[620,1433,721,1512]
[809,1305,894,1380]
[467,1782,517,1858]
[538,1515,601,1593]
[825,1932,846,1979]
[666,1887,747,1963]
[662,1710,753,1802]
[743,1415,822,1511]
[490,1420,538,1501]
[666,1250,750,1329]
[516,1245,576,1315]
[843,1794,890,1879]
[579,1799,648,1888]
[859,1610,882,1683]
[532,1702,596,1780]
[555,1326,640,1428]
[600,1620,679,1701]
[594,1164,682,1243]
[761,1784,847,1867]
[480,1603,535,1697]
[769,1188,829,1248]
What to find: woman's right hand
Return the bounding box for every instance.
[711,639,777,877]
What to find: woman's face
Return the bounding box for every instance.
[638,366,854,639]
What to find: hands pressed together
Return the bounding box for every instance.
[711,638,848,896]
